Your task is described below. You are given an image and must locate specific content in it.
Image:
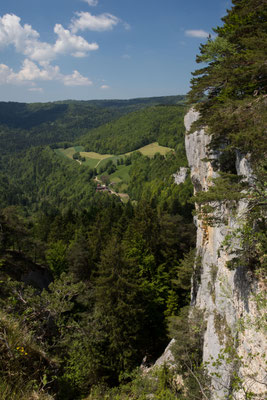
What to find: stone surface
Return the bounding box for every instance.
[143,339,175,374]
[153,338,175,368]
[184,108,266,400]
[173,167,188,185]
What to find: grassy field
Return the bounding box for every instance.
[80,151,113,160]
[126,142,173,157]
[55,142,173,199]
[56,147,114,169]
[109,165,131,183]
[108,165,131,189]
[57,142,173,168]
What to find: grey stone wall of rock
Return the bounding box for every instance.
[173,167,188,185]
[185,108,266,400]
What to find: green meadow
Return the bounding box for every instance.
[56,142,173,196]
[57,142,173,170]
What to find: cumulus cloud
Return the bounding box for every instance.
[0,60,92,87]
[185,29,210,38]
[83,0,98,6]
[63,70,93,86]
[70,12,120,33]
[53,24,98,57]
[100,84,110,90]
[0,14,39,48]
[18,59,60,82]
[0,13,106,89]
[0,64,15,84]
[0,60,60,84]
[0,13,99,62]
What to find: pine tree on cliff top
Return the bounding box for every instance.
[188,0,267,160]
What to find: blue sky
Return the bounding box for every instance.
[0,0,231,102]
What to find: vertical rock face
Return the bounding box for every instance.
[185,109,266,399]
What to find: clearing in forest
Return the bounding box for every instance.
[57,142,173,168]
[126,142,173,157]
[56,142,173,169]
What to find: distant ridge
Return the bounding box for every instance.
[0,95,186,154]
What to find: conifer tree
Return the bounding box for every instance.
[188,0,267,159]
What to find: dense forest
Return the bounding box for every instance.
[0,96,184,154]
[0,0,266,399]
[79,105,186,154]
[0,92,196,400]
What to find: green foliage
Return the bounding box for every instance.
[189,0,266,270]
[46,241,68,277]
[0,96,185,155]
[0,189,195,398]
[188,0,267,160]
[0,310,55,400]
[0,93,192,399]
[169,307,210,400]
[87,366,179,400]
[89,238,164,384]
[184,4,267,398]
[196,36,238,64]
[223,212,267,276]
[174,249,197,292]
[127,150,193,217]
[0,146,98,213]
[192,172,248,226]
[80,105,186,154]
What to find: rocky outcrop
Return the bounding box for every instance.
[185,109,266,399]
[173,167,189,185]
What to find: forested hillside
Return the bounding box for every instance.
[0,92,195,400]
[0,146,97,213]
[0,0,265,398]
[0,95,184,154]
[79,105,186,154]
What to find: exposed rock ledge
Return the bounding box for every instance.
[185,108,266,400]
[173,167,189,185]
[152,109,266,399]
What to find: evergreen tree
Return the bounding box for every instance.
[90,237,166,384]
[188,0,267,160]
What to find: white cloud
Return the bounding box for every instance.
[83,0,98,6]
[100,84,110,90]
[63,70,93,86]
[185,29,210,38]
[0,60,92,87]
[70,12,120,33]
[0,13,99,63]
[53,24,98,57]
[0,14,39,51]
[0,64,15,84]
[122,54,131,59]
[0,13,101,89]
[0,60,60,84]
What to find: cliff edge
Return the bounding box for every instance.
[185,108,266,400]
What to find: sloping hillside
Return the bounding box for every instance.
[79,104,186,154]
[0,95,185,154]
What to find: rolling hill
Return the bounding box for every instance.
[0,95,185,154]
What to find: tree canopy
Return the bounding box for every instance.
[188,0,267,160]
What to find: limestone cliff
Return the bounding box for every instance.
[185,109,266,399]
